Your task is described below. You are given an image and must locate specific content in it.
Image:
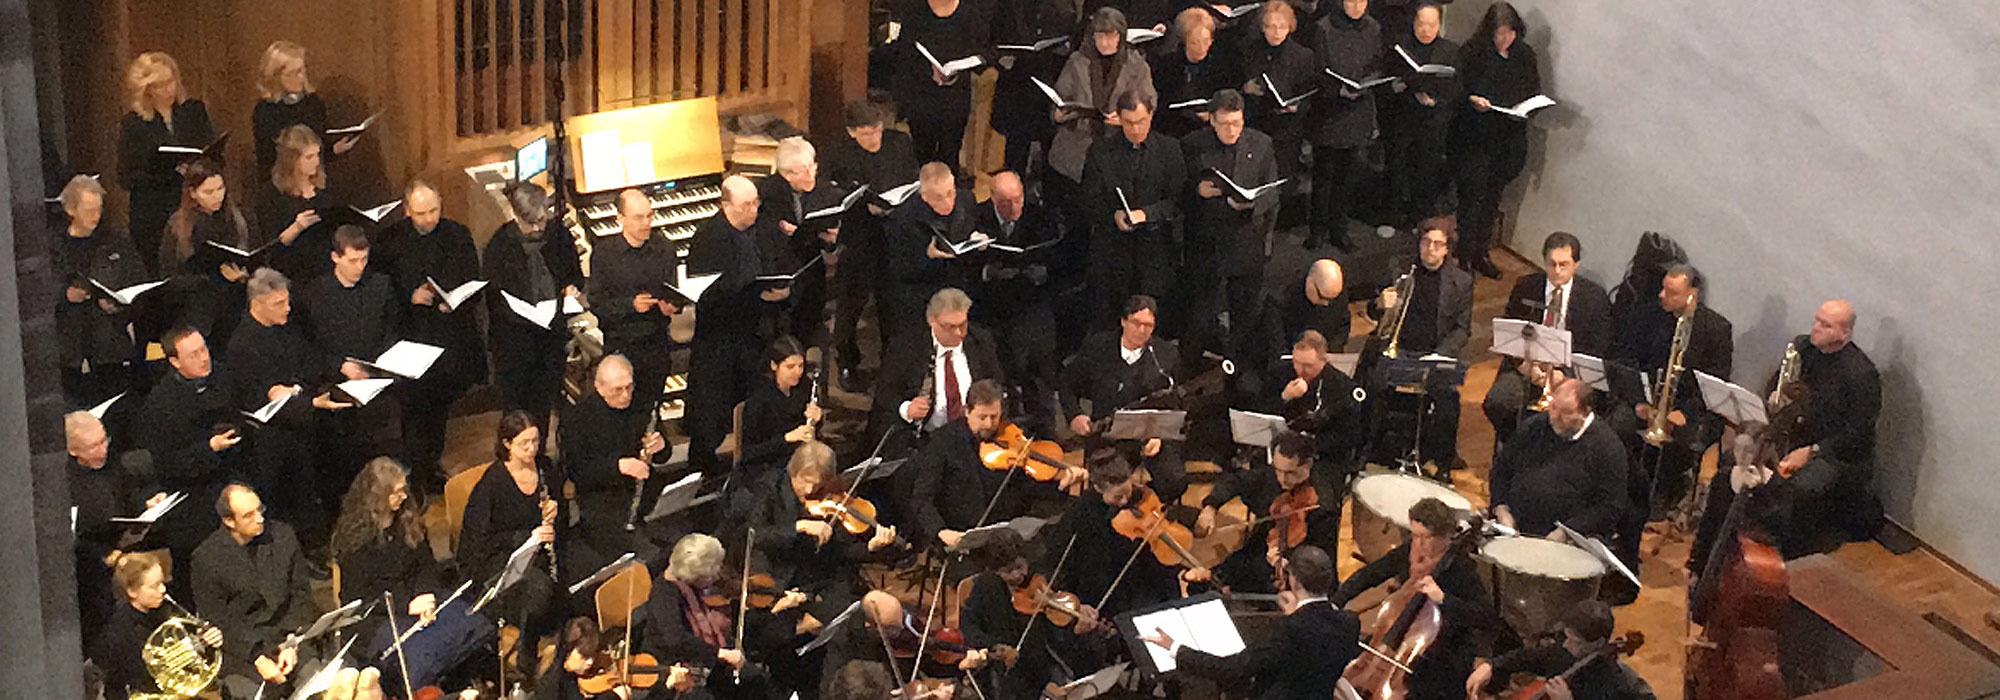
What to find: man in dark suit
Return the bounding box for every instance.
[1079,89,1186,325]
[906,380,1052,551]
[883,163,984,347]
[1255,330,1367,470]
[1483,231,1613,454]
[1183,89,1280,358]
[135,328,241,601]
[1362,218,1473,474]
[1143,544,1359,700]
[868,287,1005,471]
[1613,263,1733,521]
[192,484,319,699]
[370,181,485,494]
[686,175,769,478]
[972,171,1063,434]
[821,100,919,392]
[756,137,844,348]
[1060,295,1188,504]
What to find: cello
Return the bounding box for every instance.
[1338,520,1478,700]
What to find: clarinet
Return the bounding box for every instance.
[536,464,559,582]
[912,345,939,439]
[625,400,663,532]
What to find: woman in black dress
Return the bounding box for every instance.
[52,175,145,409]
[116,52,215,275]
[251,41,360,180]
[483,183,584,430]
[159,158,255,349]
[459,411,565,673]
[330,458,440,634]
[92,553,223,700]
[256,124,342,281]
[1448,1,1541,278]
[891,0,995,170]
[735,336,823,487]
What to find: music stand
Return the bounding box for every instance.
[568,553,642,596]
[1555,522,1641,589]
[285,635,360,700]
[1055,662,1129,700]
[1693,370,1767,427]
[950,516,1048,553]
[1569,353,1610,392]
[642,471,709,523]
[1107,410,1188,441]
[471,533,545,614]
[288,598,373,649]
[1327,353,1362,379]
[1114,592,1246,677]
[1491,319,1572,366]
[1227,409,1289,447]
[840,457,907,488]
[796,600,864,656]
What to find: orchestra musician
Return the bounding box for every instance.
[1194,430,1342,593]
[1612,263,1733,519]
[53,174,144,410]
[1482,232,1612,455]
[1142,545,1361,700]
[1332,497,1501,700]
[729,441,899,626]
[1364,218,1472,475]
[870,287,1004,463]
[1490,378,1629,545]
[372,181,486,495]
[1692,300,1882,565]
[1036,449,1190,620]
[192,483,319,698]
[909,380,1045,550]
[820,100,918,392]
[1060,295,1187,504]
[117,51,215,274]
[458,411,564,675]
[818,589,1001,700]
[328,458,440,642]
[1259,330,1367,468]
[639,533,758,700]
[558,355,666,576]
[737,336,824,487]
[958,530,1103,700]
[590,188,684,409]
[1078,88,1185,325]
[483,182,583,430]
[1465,601,1656,700]
[94,553,224,700]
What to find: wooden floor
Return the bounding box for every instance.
[425,235,2000,698]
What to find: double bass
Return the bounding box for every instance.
[1684,342,1807,700]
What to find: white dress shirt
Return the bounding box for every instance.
[901,338,973,428]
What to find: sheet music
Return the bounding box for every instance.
[91,278,167,305]
[245,390,296,424]
[1227,409,1288,447]
[111,491,187,525]
[87,392,125,419]
[1129,598,1244,672]
[365,340,445,379]
[501,291,560,329]
[643,471,707,522]
[336,378,395,406]
[427,278,489,308]
[579,130,626,190]
[878,181,921,206]
[358,199,403,222]
[621,141,656,185]
[1491,94,1556,119]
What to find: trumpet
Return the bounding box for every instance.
[143,594,222,697]
[1527,289,1570,412]
[1377,266,1417,359]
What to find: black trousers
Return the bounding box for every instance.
[1384,118,1452,227]
[908,97,972,172]
[1451,145,1526,266]
[1086,228,1175,327]
[831,221,883,374]
[1481,367,1534,455]
[494,332,569,430]
[1310,144,1369,247]
[1691,455,1873,567]
[984,299,1061,432]
[688,334,751,478]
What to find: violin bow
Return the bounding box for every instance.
[912,456,1026,685]
[736,528,754,682]
[623,561,638,689]
[383,592,417,700]
[1096,506,1176,611]
[1015,534,1080,651]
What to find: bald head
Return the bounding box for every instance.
[990,171,1024,222]
[862,590,904,628]
[595,354,636,409]
[919,162,956,216]
[404,181,442,233]
[1306,259,1345,306]
[616,189,654,241]
[719,175,760,229]
[1810,300,1856,353]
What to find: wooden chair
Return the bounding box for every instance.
[946,575,977,630]
[443,462,491,557]
[595,562,654,634]
[715,402,745,465]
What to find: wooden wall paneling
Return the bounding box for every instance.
[722,0,742,96]
[678,0,699,99]
[633,0,654,102]
[528,0,545,124]
[576,0,596,114]
[747,0,766,96]
[457,0,474,135]
[701,0,720,96]
[651,0,673,100]
[483,0,500,133]
[597,0,628,104]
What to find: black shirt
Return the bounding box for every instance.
[1174,600,1361,700]
[1451,40,1540,156]
[1238,39,1318,143]
[190,521,317,674]
[587,231,680,349]
[1792,340,1880,466]
[255,181,342,281]
[93,603,170,700]
[1284,285,1354,353]
[1401,264,1443,353]
[117,101,217,201]
[251,94,332,179]
[906,421,1019,547]
[54,228,146,368]
[1152,47,1241,139]
[738,380,811,483]
[295,271,400,365]
[334,530,441,609]
[1481,642,1657,700]
[1490,413,1629,538]
[458,459,555,582]
[222,317,331,420]
[372,217,486,390]
[557,393,654,532]
[1384,33,1461,130]
[1059,331,1182,422]
[1311,10,1384,149]
[1332,542,1499,700]
[1079,131,1186,237]
[687,214,766,339]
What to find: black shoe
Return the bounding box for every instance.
[838,366,868,393]
[1471,257,1502,279]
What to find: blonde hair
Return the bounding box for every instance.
[112,552,165,598]
[257,41,312,100]
[666,533,725,584]
[271,124,326,195]
[125,52,185,120]
[59,175,106,215]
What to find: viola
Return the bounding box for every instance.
[1109,485,1201,568]
[701,572,785,610]
[979,423,1071,487]
[883,619,1020,668]
[803,493,896,537]
[575,651,708,696]
[1009,575,1085,627]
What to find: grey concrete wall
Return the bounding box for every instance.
[1436,1,2000,579]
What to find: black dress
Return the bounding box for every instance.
[1447,39,1540,266]
[458,459,564,644]
[736,380,810,486]
[890,0,996,169]
[255,180,343,282]
[251,93,332,180]
[117,100,216,274]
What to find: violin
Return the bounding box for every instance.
[803,493,895,539]
[1267,484,1319,590]
[701,572,785,610]
[1108,485,1201,568]
[574,651,707,696]
[1489,633,1645,700]
[1009,575,1085,627]
[882,617,1020,668]
[979,423,1076,489]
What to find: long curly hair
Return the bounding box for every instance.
[331,457,427,560]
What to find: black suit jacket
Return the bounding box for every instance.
[868,326,1006,447]
[1499,273,1613,364]
[1182,127,1280,277]
[906,421,1019,546]
[1365,259,1474,357]
[190,521,317,675]
[1059,330,1182,422]
[1176,601,1361,700]
[969,198,1062,313]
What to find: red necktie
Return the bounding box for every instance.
[942,349,963,422]
[1544,286,1565,327]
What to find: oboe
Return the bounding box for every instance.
[911,344,939,439]
[625,400,664,532]
[536,464,559,581]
